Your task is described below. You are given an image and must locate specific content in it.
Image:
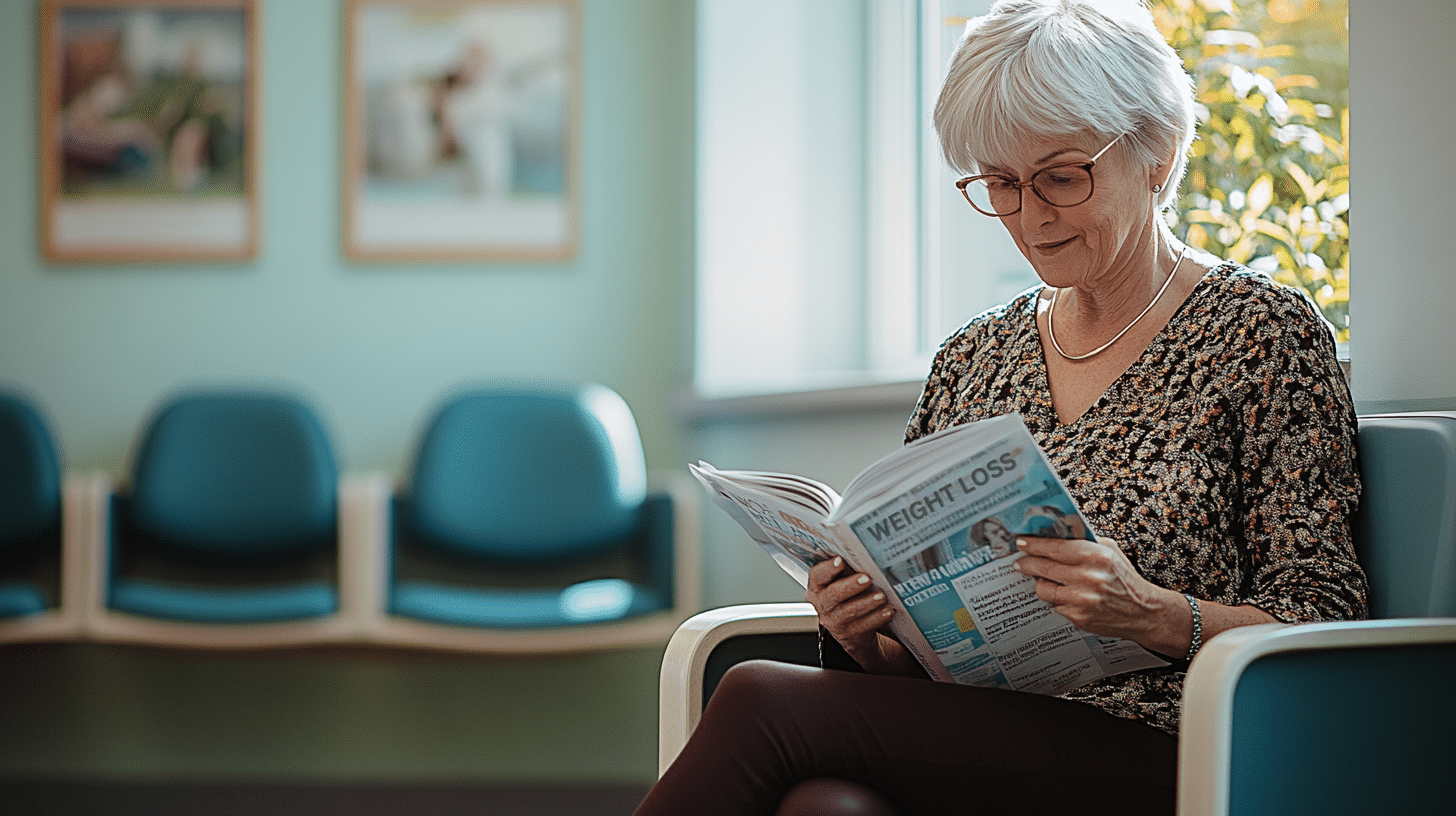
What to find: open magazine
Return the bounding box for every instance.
[689,412,1167,697]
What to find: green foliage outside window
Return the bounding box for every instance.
[1152,0,1349,341]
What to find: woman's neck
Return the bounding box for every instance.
[1056,231,1182,328]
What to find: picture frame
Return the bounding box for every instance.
[342,0,580,263]
[38,0,260,263]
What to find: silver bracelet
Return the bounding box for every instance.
[1183,593,1203,661]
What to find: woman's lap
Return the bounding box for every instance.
[636,660,1177,816]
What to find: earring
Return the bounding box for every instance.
[1152,183,1164,193]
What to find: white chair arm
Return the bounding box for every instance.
[657,602,817,776]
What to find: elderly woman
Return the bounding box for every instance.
[634,1,1365,814]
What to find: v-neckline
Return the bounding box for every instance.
[1027,266,1222,429]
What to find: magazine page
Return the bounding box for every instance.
[835,414,1027,514]
[831,416,1168,696]
[688,463,847,588]
[690,462,957,682]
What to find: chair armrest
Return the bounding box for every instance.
[339,471,393,637]
[74,471,115,637]
[0,471,101,642]
[1178,617,1456,816]
[57,472,99,630]
[658,602,817,776]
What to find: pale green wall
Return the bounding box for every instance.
[0,0,694,785]
[0,0,693,477]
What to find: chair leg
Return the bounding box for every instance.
[774,778,902,816]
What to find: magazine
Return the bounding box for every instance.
[689,412,1168,696]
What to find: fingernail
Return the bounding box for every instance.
[833,557,843,568]
[857,575,870,585]
[882,609,893,617]
[1016,539,1028,549]
[873,592,884,601]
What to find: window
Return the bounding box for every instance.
[1157,0,1350,345]
[694,0,1348,400]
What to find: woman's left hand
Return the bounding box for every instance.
[1013,535,1177,645]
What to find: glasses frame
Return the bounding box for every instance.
[954,134,1124,217]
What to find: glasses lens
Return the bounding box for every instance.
[961,164,1095,215]
[1032,164,1094,207]
[964,177,1021,216]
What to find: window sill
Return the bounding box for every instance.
[679,379,925,422]
[684,351,1350,422]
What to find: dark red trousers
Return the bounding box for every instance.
[635,660,1178,816]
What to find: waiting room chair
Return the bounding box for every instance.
[1349,412,1456,618]
[656,413,1456,813]
[82,389,364,647]
[0,390,87,642]
[356,381,699,653]
[1177,617,1456,815]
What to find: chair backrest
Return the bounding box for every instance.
[129,391,339,562]
[407,382,648,562]
[0,392,62,551]
[1352,414,1456,617]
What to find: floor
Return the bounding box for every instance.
[0,778,650,816]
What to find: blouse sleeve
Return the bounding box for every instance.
[1232,287,1368,623]
[905,340,957,445]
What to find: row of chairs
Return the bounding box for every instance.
[0,381,699,652]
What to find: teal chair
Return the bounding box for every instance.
[656,413,1456,814]
[1348,413,1456,618]
[86,390,359,647]
[0,391,62,619]
[1178,617,1456,815]
[0,390,93,644]
[365,381,699,652]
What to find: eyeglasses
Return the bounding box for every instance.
[954,135,1123,217]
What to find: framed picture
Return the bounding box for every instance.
[343,0,579,262]
[38,0,259,263]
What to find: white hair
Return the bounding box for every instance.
[933,0,1196,209]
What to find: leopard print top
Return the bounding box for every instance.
[905,264,1368,735]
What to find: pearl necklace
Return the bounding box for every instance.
[1046,247,1188,361]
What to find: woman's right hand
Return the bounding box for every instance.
[806,557,909,674]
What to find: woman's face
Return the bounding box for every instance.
[979,132,1163,292]
[984,520,1014,556]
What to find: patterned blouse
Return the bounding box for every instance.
[905,264,1369,735]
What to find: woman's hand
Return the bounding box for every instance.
[806,557,891,661]
[806,557,919,676]
[1013,535,1180,647]
[1015,534,1282,659]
